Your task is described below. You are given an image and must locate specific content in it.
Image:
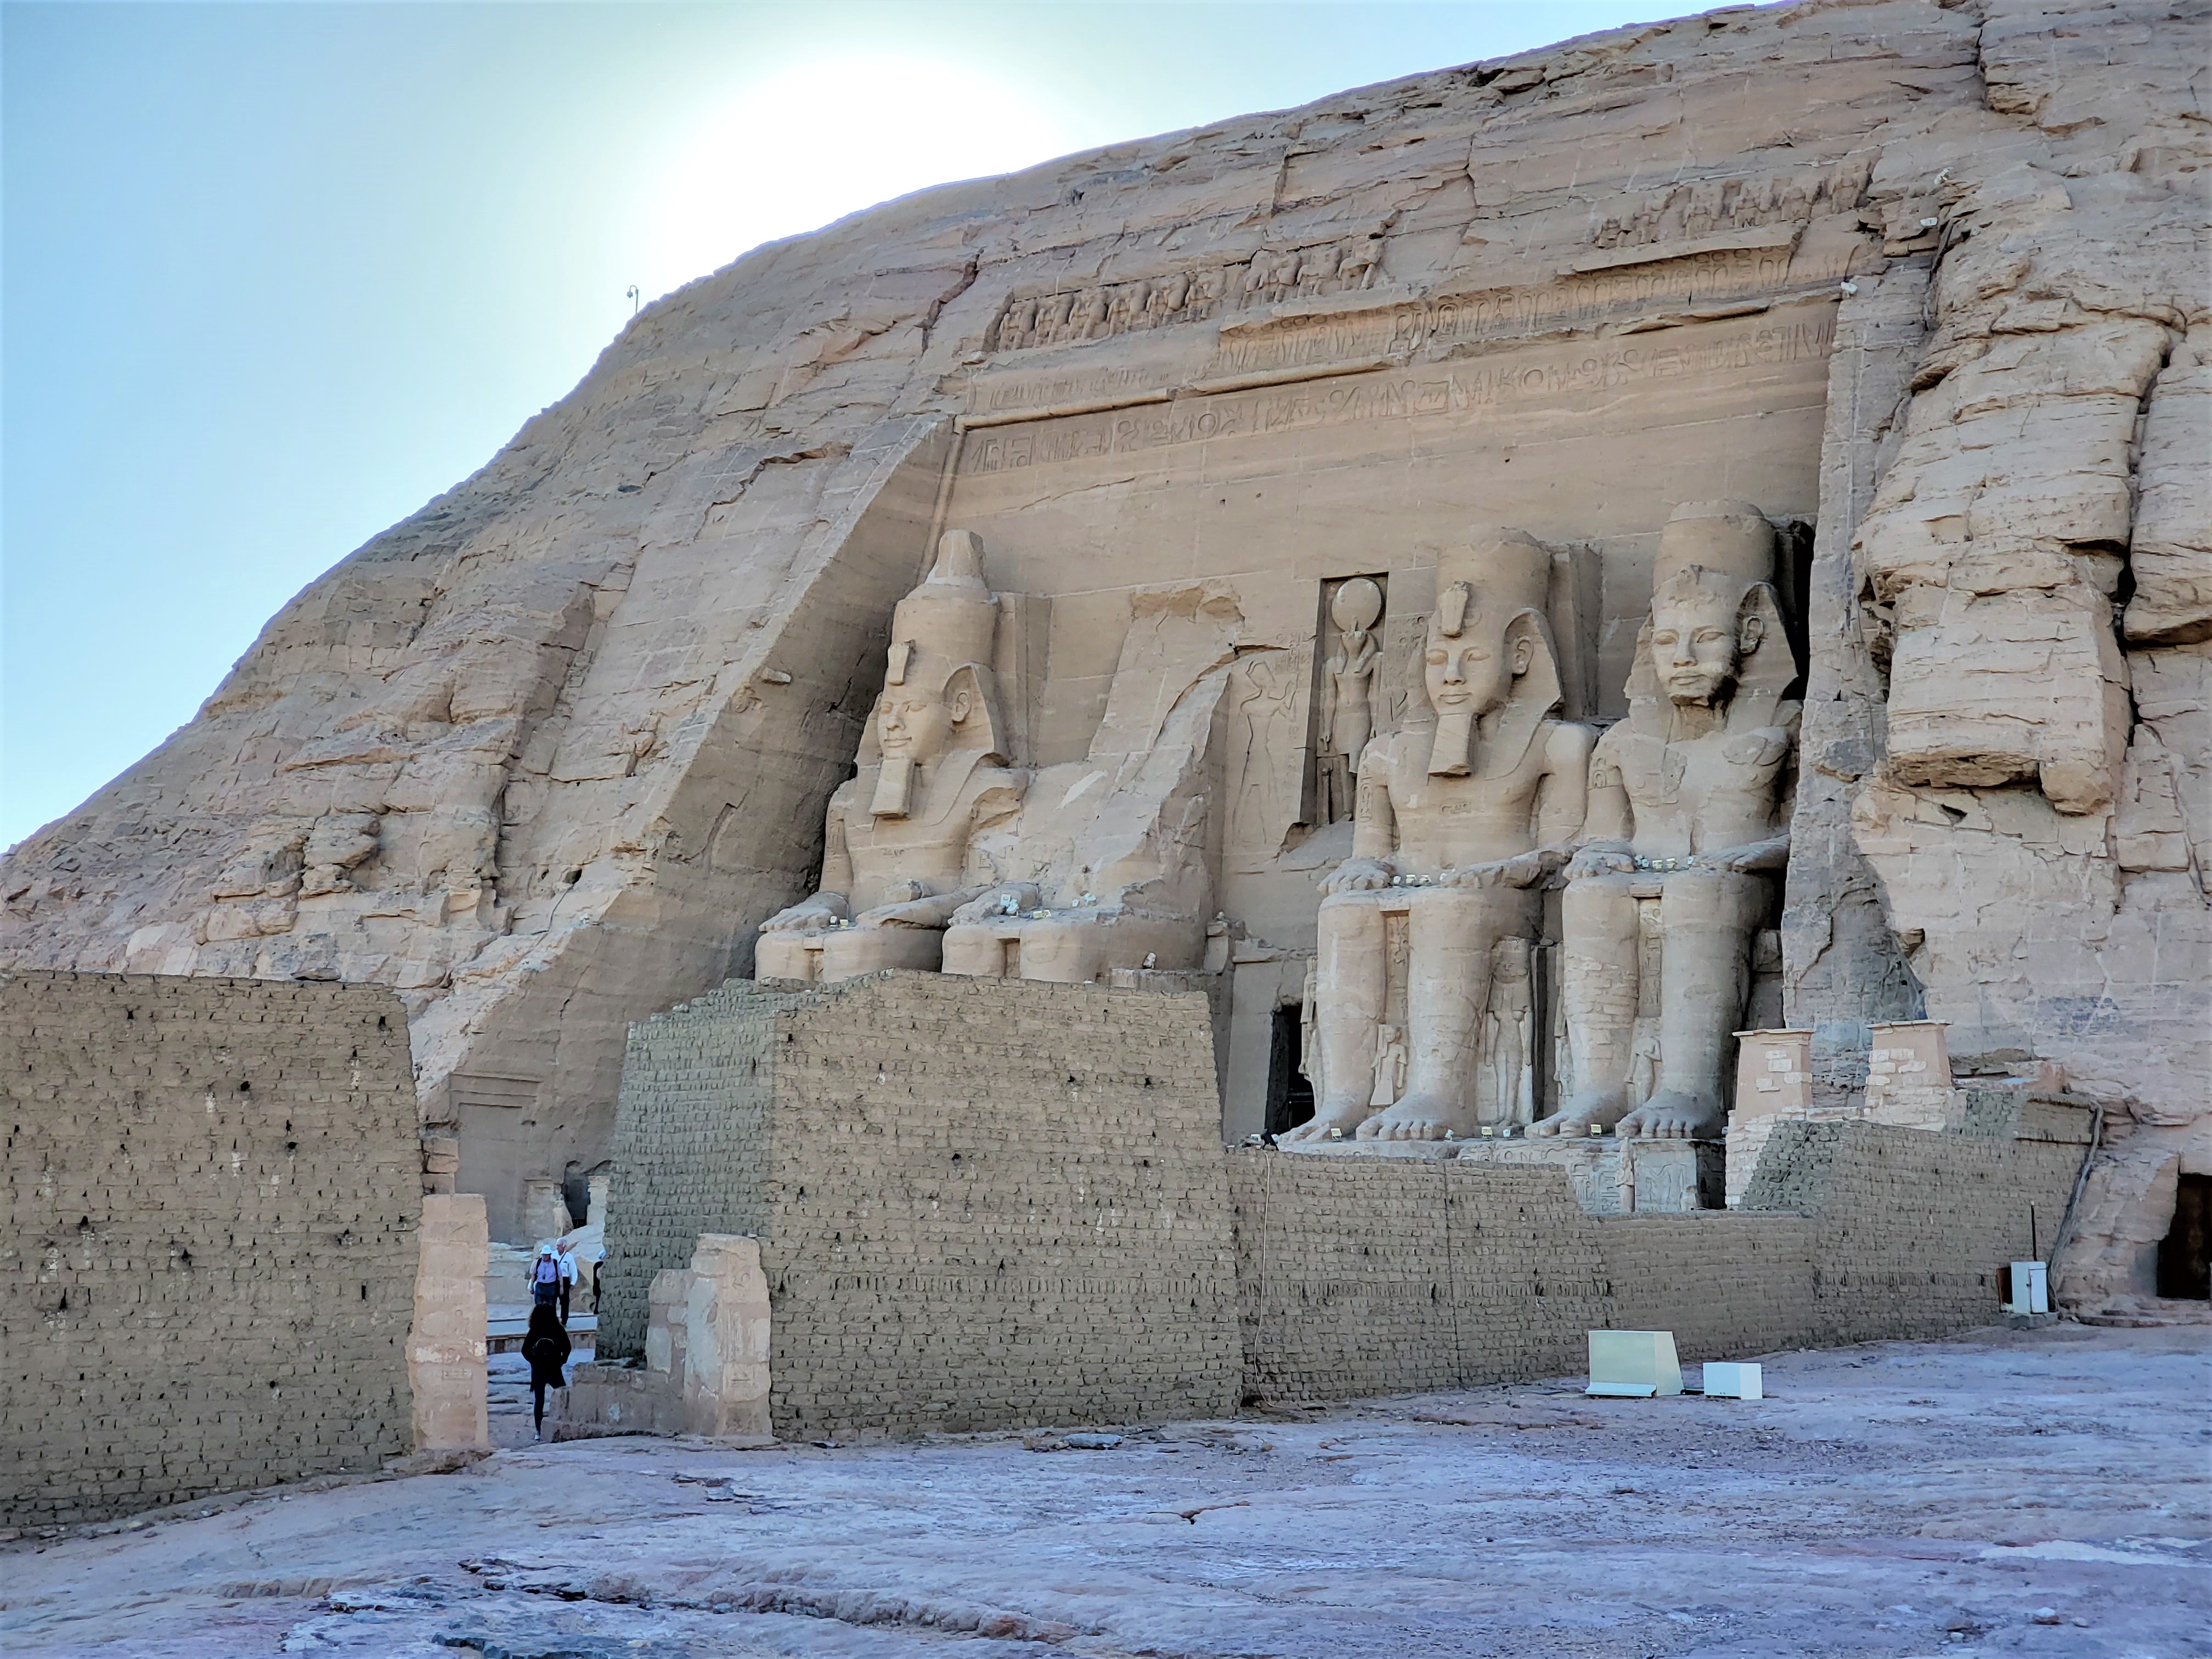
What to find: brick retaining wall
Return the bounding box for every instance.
[1,971,421,1527]
[601,974,1240,1438]
[603,972,2085,1435]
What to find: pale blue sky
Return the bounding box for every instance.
[3,0,1681,850]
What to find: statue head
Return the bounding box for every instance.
[1425,529,1558,776]
[1330,577,1384,649]
[862,529,1008,815]
[872,675,976,766]
[1648,501,1779,709]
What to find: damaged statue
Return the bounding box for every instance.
[1533,500,1799,1142]
[754,531,1028,983]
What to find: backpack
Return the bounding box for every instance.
[534,1256,560,1285]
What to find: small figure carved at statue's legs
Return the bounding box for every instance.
[1617,867,1763,1139]
[1362,888,1523,1140]
[1534,873,1640,1136]
[1282,893,1385,1142]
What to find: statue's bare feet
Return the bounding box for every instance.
[1613,1089,1723,1139]
[1528,1087,1627,1138]
[1355,1093,1474,1141]
[1278,1100,1370,1144]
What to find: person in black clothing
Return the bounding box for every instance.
[520,1304,571,1441]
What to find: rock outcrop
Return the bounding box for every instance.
[4,0,2203,1287]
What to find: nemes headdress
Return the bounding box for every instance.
[1652,500,1776,601]
[1435,527,1552,637]
[888,528,999,676]
[863,529,1010,816]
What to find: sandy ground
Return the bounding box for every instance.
[4,1323,2204,1659]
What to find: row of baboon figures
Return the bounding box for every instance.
[755,501,1799,1147]
[989,238,1384,352]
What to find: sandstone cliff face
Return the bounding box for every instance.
[4,0,2204,1280]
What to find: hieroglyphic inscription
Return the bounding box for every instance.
[962,308,1836,476]
[1209,242,1846,379]
[969,362,1168,416]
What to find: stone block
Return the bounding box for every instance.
[1587,1329,1683,1397]
[1702,1361,1763,1400]
[410,1193,490,1454]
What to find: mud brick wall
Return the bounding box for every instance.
[1237,1122,2084,1403]
[1601,1212,1815,1361]
[596,979,791,1359]
[1,971,421,1528]
[1739,1120,2083,1344]
[603,973,1241,1437]
[1232,1156,1614,1402]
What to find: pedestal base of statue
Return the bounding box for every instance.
[1454,1135,1720,1215]
[1276,1137,1460,1161]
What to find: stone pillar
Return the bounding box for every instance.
[680,1235,772,1439]
[1865,1020,1956,1130]
[557,1233,771,1442]
[410,1194,490,1454]
[1726,1029,1813,1209]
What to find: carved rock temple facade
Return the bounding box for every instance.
[3,2,2204,1313]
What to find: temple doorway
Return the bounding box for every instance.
[1264,1005,1315,1139]
[2158,1172,2210,1300]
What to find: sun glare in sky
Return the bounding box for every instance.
[640,55,1092,300]
[7,3,1680,850]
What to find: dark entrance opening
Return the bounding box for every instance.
[2158,1171,2210,1300]
[1263,1005,1315,1138]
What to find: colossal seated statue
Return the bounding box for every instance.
[1533,500,1799,1142]
[941,582,1242,985]
[754,532,1027,983]
[1285,531,1593,1144]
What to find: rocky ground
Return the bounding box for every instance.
[4,1323,2204,1658]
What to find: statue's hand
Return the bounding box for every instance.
[855,896,952,930]
[1564,846,1634,881]
[1704,837,1788,874]
[1441,853,1547,889]
[950,883,1041,924]
[760,891,848,932]
[1489,851,1554,889]
[1321,857,1393,895]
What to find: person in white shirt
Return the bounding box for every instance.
[555,1240,579,1326]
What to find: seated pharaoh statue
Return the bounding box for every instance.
[754,531,1028,983]
[1284,530,1594,1144]
[940,582,1242,984]
[1533,500,1799,1142]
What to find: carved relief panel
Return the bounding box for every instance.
[1307,574,1390,827]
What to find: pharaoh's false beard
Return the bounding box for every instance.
[1426,710,1474,777]
[1663,670,1733,708]
[870,755,916,818]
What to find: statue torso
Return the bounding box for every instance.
[1606,709,1794,861]
[1369,723,1559,874]
[834,755,1026,909]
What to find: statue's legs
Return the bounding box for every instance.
[1362,887,1530,1141]
[817,923,945,981]
[1532,872,1640,1135]
[1280,891,1384,1143]
[754,929,823,983]
[1618,868,1765,1139]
